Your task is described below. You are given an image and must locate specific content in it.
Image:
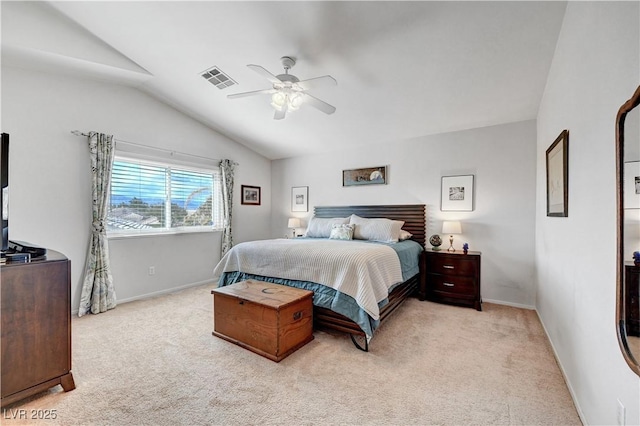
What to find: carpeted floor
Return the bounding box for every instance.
[2,284,581,425]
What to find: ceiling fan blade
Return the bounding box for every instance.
[247,64,282,85]
[304,94,336,115]
[227,88,276,99]
[296,75,337,91]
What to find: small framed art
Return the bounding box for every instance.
[546,130,569,217]
[291,186,308,212]
[241,185,261,206]
[441,175,474,211]
[343,166,387,187]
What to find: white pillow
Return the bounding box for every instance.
[399,229,413,241]
[305,217,349,238]
[329,224,355,240]
[349,214,405,243]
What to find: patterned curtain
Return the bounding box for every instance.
[78,132,116,317]
[219,159,235,255]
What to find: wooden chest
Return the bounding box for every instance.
[211,280,314,362]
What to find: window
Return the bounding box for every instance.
[107,155,223,236]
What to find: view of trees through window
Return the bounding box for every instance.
[107,158,220,233]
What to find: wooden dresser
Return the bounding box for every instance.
[624,263,640,337]
[423,248,482,311]
[1,249,75,407]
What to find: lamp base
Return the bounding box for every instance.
[448,235,455,252]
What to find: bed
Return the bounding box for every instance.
[213,204,426,351]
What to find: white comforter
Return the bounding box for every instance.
[212,238,403,320]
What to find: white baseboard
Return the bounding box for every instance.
[535,310,587,425]
[487,296,585,424]
[482,298,535,310]
[71,279,214,316]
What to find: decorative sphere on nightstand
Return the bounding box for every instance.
[429,234,442,250]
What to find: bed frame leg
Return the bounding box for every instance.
[349,334,369,352]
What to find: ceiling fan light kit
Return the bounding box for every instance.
[228,56,337,120]
[271,91,303,112]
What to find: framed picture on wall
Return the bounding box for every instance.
[546,129,569,217]
[441,175,474,211]
[241,185,261,206]
[291,186,308,212]
[342,166,387,186]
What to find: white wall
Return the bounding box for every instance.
[1,66,272,312]
[272,120,537,308]
[536,2,640,425]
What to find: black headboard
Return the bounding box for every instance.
[314,204,426,248]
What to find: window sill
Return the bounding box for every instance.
[107,228,222,240]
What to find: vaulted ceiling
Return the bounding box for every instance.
[2,1,567,160]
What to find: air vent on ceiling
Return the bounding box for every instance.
[201,66,236,90]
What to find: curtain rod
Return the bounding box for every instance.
[71,130,238,165]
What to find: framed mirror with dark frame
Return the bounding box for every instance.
[616,84,640,377]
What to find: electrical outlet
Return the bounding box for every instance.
[617,399,625,426]
[148,266,155,276]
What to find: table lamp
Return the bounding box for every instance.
[442,221,462,252]
[287,218,301,238]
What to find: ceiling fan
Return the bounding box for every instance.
[227,56,337,120]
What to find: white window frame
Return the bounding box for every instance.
[107,152,223,238]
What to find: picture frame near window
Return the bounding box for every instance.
[241,185,261,206]
[546,129,569,217]
[343,166,387,187]
[291,186,308,212]
[624,161,640,209]
[441,175,474,211]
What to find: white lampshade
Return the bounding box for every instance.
[288,218,301,229]
[271,92,287,111]
[442,221,462,234]
[288,93,303,110]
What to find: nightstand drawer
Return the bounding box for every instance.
[426,254,478,276]
[429,274,475,296]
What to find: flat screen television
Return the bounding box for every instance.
[1,133,8,252]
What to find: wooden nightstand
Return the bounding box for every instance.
[423,248,482,311]
[624,263,639,337]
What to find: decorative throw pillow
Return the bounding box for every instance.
[304,217,349,238]
[349,214,405,243]
[329,224,355,240]
[399,229,413,241]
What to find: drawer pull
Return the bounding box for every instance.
[443,265,455,269]
[443,282,455,287]
[293,311,302,321]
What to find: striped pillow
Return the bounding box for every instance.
[349,214,405,243]
[305,217,349,238]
